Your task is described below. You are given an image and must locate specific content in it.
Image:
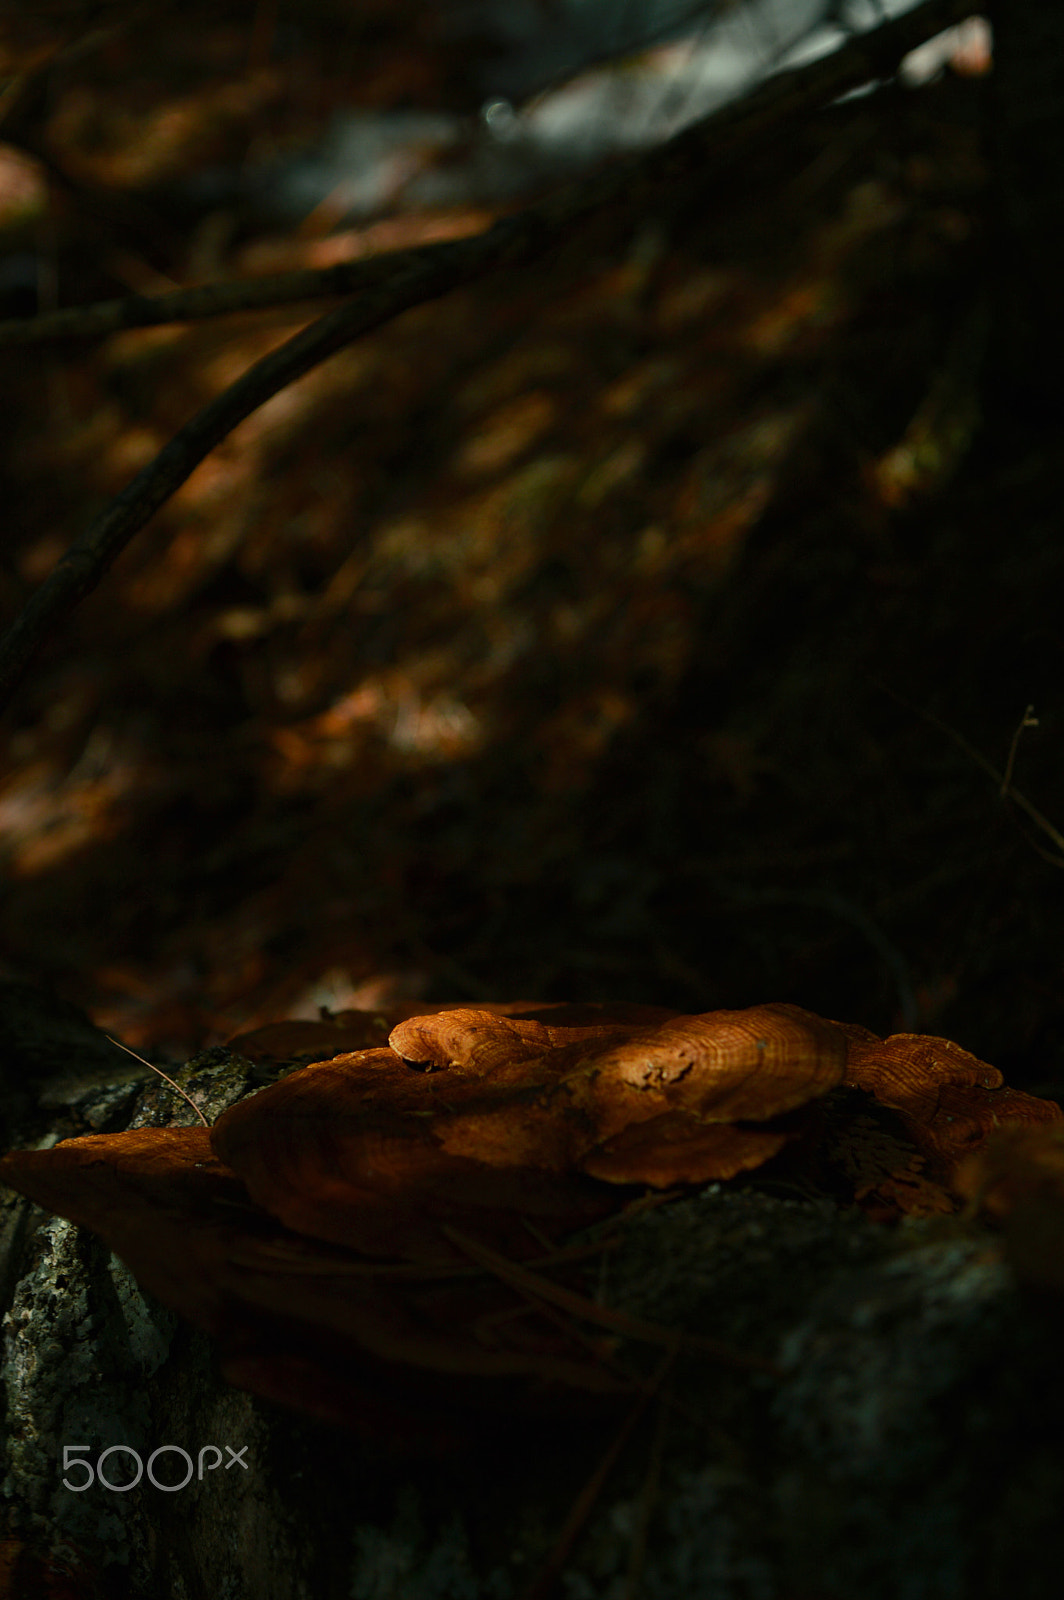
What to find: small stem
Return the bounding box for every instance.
[1000,703,1038,798]
[105,1035,211,1128]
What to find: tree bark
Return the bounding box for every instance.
[2,986,1063,1599]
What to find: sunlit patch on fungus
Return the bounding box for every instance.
[839,1024,1062,1172]
[2,1002,1060,1437]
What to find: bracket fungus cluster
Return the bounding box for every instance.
[1,1000,1060,1438]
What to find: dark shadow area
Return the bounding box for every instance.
[2,5,1058,1112]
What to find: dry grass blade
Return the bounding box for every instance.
[443,1226,780,1375]
[517,1343,679,1600]
[623,1371,671,1600]
[223,1230,619,1282]
[105,1034,210,1127]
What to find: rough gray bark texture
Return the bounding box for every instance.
[2,987,1062,1600]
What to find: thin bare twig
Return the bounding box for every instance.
[105,1034,210,1127]
[0,216,532,716]
[0,0,974,718]
[886,691,1064,868]
[518,1343,679,1600]
[1001,703,1039,797]
[623,1370,671,1600]
[0,0,973,352]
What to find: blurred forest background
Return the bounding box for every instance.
[1,0,1058,1104]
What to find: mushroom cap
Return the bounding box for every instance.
[840,1026,1061,1170]
[207,1001,848,1250]
[227,1000,577,1065]
[4,999,1062,1436]
[0,1126,627,1446]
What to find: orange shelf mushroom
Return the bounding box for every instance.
[211,1002,847,1256]
[1,1000,1060,1436]
[838,1022,1060,1175]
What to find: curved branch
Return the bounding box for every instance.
[0,0,973,351]
[0,212,536,715]
[0,0,974,718]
